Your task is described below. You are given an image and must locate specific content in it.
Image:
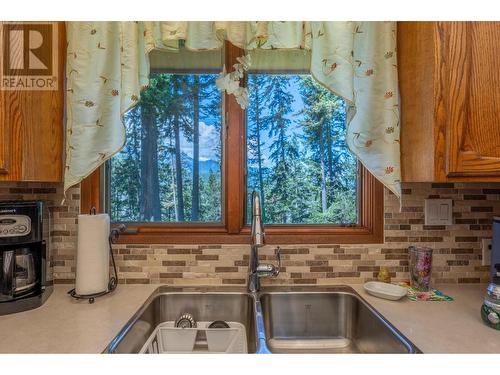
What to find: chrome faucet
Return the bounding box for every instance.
[248,190,281,293]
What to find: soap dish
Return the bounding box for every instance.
[363,281,407,301]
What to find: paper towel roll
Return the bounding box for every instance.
[75,214,110,295]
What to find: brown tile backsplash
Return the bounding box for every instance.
[1,181,500,286]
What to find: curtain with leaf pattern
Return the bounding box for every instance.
[65,21,400,197]
[65,22,149,192]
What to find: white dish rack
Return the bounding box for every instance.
[139,321,248,354]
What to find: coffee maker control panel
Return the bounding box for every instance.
[0,215,31,238]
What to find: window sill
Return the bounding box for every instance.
[83,154,384,246]
[113,224,383,245]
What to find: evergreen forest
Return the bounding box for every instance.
[110,73,358,224]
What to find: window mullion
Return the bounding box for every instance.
[224,41,246,234]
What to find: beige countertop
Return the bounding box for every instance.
[0,285,157,353]
[0,283,498,353]
[351,284,500,353]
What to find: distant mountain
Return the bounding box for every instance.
[182,154,221,178]
[199,159,221,177]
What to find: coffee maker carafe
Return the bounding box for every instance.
[0,201,52,314]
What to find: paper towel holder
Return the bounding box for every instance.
[67,208,126,304]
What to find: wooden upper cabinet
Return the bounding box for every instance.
[399,21,500,182]
[0,108,10,175]
[0,22,65,182]
[445,22,500,177]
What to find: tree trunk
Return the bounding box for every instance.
[171,77,185,221]
[173,111,185,221]
[319,130,328,214]
[191,77,200,221]
[326,122,334,205]
[139,104,161,221]
[254,85,266,222]
[278,120,287,171]
[169,136,178,221]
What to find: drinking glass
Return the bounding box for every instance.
[409,246,433,291]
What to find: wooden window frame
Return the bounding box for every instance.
[80,42,384,245]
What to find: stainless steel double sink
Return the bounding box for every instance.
[104,285,420,354]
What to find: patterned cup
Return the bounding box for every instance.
[409,246,433,291]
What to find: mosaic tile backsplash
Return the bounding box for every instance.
[1,181,499,285]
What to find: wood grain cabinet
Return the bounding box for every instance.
[0,21,65,182]
[399,21,500,182]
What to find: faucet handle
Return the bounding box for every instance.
[255,246,282,278]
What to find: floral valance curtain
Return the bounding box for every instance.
[65,21,400,197]
[65,22,149,192]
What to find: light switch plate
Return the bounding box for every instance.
[482,238,492,266]
[424,199,453,226]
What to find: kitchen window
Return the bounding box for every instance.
[80,42,383,244]
[109,71,223,223]
[246,73,357,225]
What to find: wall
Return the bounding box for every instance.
[1,181,499,285]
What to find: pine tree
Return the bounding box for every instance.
[298,76,356,223]
[201,169,221,221]
[155,74,193,222]
[198,74,222,222]
[111,72,224,224]
[186,74,221,222]
[191,76,201,221]
[139,99,161,221]
[247,74,268,221]
[110,110,141,221]
[111,72,358,226]
[262,75,299,223]
[299,77,327,214]
[128,75,166,222]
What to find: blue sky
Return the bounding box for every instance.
[180,121,220,161]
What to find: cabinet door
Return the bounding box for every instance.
[0,100,10,175]
[0,22,64,182]
[444,22,500,177]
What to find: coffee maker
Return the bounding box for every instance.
[0,201,52,315]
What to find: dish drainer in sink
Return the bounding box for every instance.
[140,321,247,354]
